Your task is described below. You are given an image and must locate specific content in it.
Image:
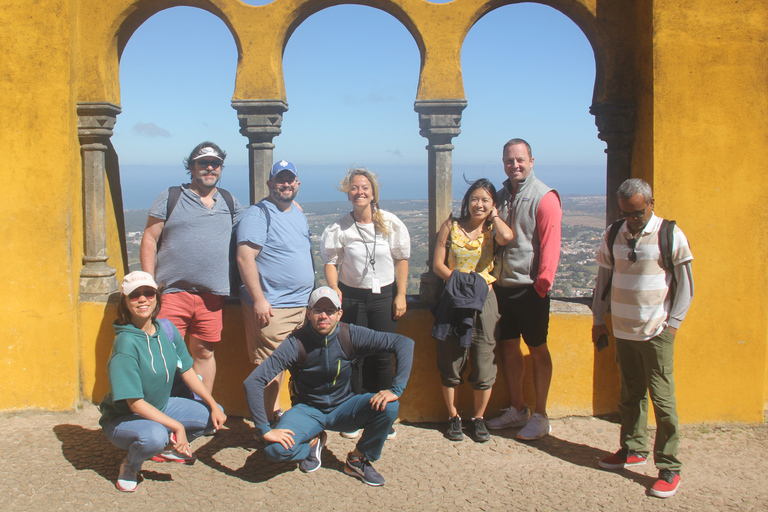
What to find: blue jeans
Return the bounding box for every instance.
[265,393,398,463]
[102,397,214,471]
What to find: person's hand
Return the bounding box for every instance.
[369,390,399,411]
[489,206,500,221]
[592,324,610,346]
[330,285,343,303]
[172,427,192,456]
[392,294,406,321]
[210,407,227,431]
[263,428,295,449]
[253,298,273,328]
[668,326,678,338]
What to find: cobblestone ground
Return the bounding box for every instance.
[1,405,766,511]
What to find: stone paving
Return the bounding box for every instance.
[1,405,767,511]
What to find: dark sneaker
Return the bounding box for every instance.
[270,408,284,428]
[650,470,681,498]
[445,416,463,441]
[150,449,197,465]
[299,431,327,473]
[116,459,138,492]
[472,418,490,442]
[599,449,647,470]
[345,453,385,486]
[387,426,397,440]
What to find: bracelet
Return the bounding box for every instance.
[489,215,498,221]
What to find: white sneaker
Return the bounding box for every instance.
[486,406,530,430]
[340,429,362,439]
[516,413,551,440]
[116,459,138,492]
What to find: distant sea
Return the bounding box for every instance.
[119,163,605,210]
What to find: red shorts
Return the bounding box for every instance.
[159,291,225,343]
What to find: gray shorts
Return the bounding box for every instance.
[435,290,499,390]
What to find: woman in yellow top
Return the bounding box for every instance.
[432,179,514,442]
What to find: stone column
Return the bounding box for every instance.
[77,102,121,301]
[590,102,637,224]
[232,100,289,204]
[414,99,467,302]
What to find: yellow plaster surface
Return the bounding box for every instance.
[2,0,768,423]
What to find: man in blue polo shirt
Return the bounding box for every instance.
[237,160,315,425]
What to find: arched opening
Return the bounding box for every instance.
[279,5,424,294]
[459,2,606,298]
[113,6,242,271]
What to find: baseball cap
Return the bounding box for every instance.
[191,145,224,162]
[122,271,159,296]
[270,160,298,179]
[307,286,342,309]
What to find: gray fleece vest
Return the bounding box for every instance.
[495,171,556,289]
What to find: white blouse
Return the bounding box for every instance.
[321,210,411,289]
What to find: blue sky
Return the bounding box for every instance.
[114,2,606,208]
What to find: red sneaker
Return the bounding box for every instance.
[650,470,680,498]
[598,449,647,470]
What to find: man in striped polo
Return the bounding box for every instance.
[592,178,694,499]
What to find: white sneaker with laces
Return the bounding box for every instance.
[486,406,530,430]
[340,429,362,439]
[116,459,138,492]
[516,413,551,440]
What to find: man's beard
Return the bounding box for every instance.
[272,187,297,204]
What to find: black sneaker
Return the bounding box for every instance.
[472,418,490,442]
[446,415,463,441]
[270,408,284,428]
[344,453,385,486]
[299,431,326,473]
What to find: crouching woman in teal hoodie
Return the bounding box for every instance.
[99,271,226,492]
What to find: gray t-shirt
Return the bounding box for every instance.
[149,184,243,295]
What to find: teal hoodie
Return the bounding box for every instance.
[99,320,193,427]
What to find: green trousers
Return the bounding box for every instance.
[615,327,681,471]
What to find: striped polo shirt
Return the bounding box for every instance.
[596,213,693,341]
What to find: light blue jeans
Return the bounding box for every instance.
[103,397,214,471]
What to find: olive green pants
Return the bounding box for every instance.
[615,327,681,471]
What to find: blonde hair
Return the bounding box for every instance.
[338,167,390,235]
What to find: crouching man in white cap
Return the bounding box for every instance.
[243,286,414,486]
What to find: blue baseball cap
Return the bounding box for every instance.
[270,160,298,179]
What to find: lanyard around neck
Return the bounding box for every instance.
[352,213,376,272]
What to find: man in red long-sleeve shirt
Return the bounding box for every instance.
[487,138,562,440]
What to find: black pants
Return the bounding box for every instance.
[339,282,397,393]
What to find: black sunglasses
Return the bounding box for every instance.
[627,237,638,263]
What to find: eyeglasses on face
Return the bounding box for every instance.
[627,237,638,263]
[128,289,157,301]
[619,207,648,220]
[274,175,296,184]
[310,307,339,317]
[196,159,222,168]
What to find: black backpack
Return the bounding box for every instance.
[600,218,676,301]
[163,186,240,296]
[288,323,355,404]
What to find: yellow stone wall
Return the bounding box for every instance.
[2,0,767,423]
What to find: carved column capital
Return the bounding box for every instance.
[590,102,636,150]
[414,99,467,149]
[77,102,121,142]
[232,100,289,203]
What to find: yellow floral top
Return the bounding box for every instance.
[446,220,496,284]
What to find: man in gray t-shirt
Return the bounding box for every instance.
[140,141,243,393]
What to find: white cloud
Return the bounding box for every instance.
[132,122,171,138]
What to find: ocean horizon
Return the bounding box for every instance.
[118,163,605,210]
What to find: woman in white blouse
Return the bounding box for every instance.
[321,168,410,436]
